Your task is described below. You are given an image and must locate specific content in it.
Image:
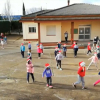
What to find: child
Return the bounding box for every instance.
[40,43,44,54]
[42,63,53,88]
[54,47,59,57]
[87,42,92,55]
[74,43,78,57]
[57,42,61,50]
[27,50,32,60]
[26,59,34,83]
[93,72,100,86]
[73,61,87,89]
[87,52,98,70]
[37,46,42,59]
[71,41,76,49]
[96,46,100,59]
[1,39,4,49]
[20,43,25,58]
[62,44,67,57]
[55,51,63,70]
[28,41,31,52]
[4,36,7,44]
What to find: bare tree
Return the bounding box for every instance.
[2,0,13,21]
[26,7,43,14]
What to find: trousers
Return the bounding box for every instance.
[46,77,52,85]
[57,60,61,68]
[27,72,34,82]
[87,61,98,69]
[74,75,85,87]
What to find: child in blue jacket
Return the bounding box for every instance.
[57,42,61,49]
[62,44,67,57]
[42,63,53,88]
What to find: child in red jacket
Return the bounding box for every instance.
[71,41,76,49]
[73,61,87,89]
[37,46,42,59]
[87,42,92,55]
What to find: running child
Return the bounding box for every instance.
[74,43,78,57]
[26,59,34,83]
[73,61,87,89]
[42,63,53,88]
[87,42,92,55]
[87,52,98,70]
[93,72,100,86]
[62,44,67,57]
[37,46,42,59]
[55,51,63,70]
[40,43,44,54]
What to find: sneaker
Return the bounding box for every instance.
[56,66,59,69]
[49,86,53,88]
[93,84,96,86]
[87,68,89,70]
[46,84,49,87]
[72,83,76,88]
[27,81,29,83]
[82,87,87,89]
[60,68,62,70]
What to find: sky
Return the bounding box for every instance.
[0,0,100,15]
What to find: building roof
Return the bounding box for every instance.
[34,17,100,21]
[22,10,51,17]
[38,3,100,16]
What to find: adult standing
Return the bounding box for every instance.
[64,31,68,42]
[20,43,25,58]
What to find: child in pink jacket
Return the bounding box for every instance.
[87,52,98,70]
[37,46,42,59]
[26,59,34,83]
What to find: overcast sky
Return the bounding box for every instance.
[0,0,100,15]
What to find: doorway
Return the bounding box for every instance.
[79,25,91,41]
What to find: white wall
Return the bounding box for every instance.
[22,22,38,39]
[40,22,61,43]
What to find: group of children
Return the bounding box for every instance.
[22,40,100,89]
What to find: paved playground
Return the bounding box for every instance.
[0,35,100,100]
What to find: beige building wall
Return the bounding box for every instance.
[22,22,38,40]
[61,21,71,41]
[40,22,61,43]
[61,20,100,41]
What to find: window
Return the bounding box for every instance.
[29,27,36,33]
[46,26,56,36]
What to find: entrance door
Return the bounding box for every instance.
[79,26,91,40]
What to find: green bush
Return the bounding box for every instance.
[0,21,10,33]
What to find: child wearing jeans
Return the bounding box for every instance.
[42,63,53,88]
[26,59,34,83]
[73,61,87,89]
[62,44,67,57]
[74,43,78,57]
[37,46,42,59]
